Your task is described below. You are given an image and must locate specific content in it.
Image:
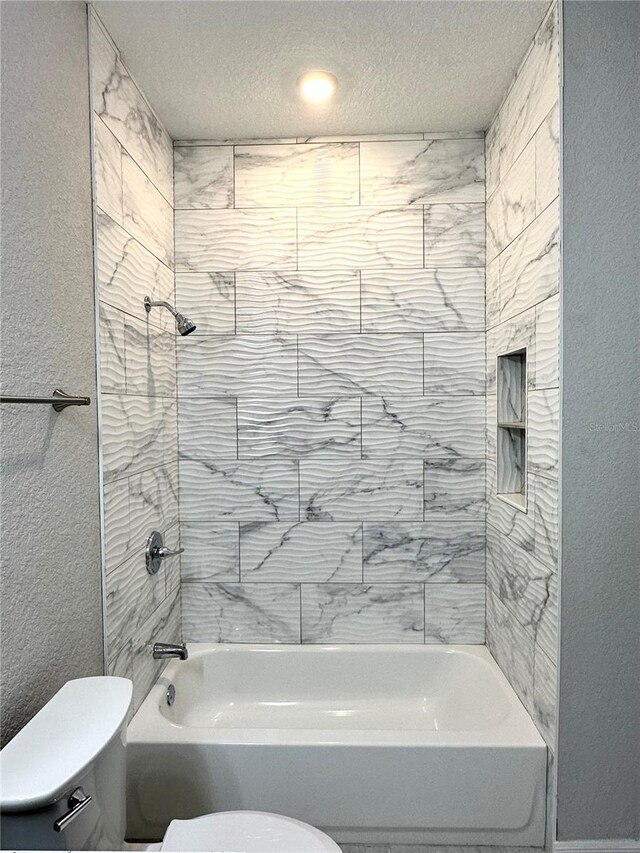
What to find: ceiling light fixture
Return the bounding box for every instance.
[297,70,338,104]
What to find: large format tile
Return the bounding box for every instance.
[528,388,559,479]
[238,397,361,458]
[179,458,299,522]
[131,591,182,711]
[175,273,236,335]
[94,115,123,225]
[423,203,485,268]
[423,332,485,395]
[105,548,165,652]
[240,522,362,582]
[179,522,240,582]
[178,397,238,459]
[535,102,560,215]
[99,303,126,394]
[298,334,423,396]
[301,584,424,643]
[533,645,556,747]
[360,138,484,206]
[298,206,423,269]
[182,582,300,643]
[174,145,233,209]
[362,396,485,458]
[363,521,485,583]
[423,458,486,521]
[122,153,173,268]
[533,473,558,568]
[361,268,485,333]
[127,464,180,557]
[486,139,536,261]
[178,335,297,397]
[235,142,359,207]
[533,294,559,389]
[425,584,485,643]
[101,395,176,482]
[486,589,535,706]
[300,459,423,521]
[236,270,360,333]
[123,315,176,397]
[175,208,297,271]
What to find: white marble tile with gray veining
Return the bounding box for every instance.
[425,584,485,643]
[424,332,485,395]
[238,397,361,458]
[486,306,536,394]
[178,335,297,397]
[360,138,484,206]
[179,458,299,522]
[533,473,558,568]
[175,272,236,335]
[182,582,300,643]
[175,208,297,271]
[300,459,423,521]
[301,584,424,643]
[533,294,559,389]
[424,458,486,521]
[178,397,237,459]
[533,645,556,747]
[99,302,126,394]
[94,115,123,224]
[298,334,423,396]
[235,142,359,207]
[107,639,133,683]
[90,13,173,202]
[297,133,423,144]
[103,477,131,574]
[180,522,240,582]
[488,464,534,552]
[106,548,165,653]
[131,590,181,710]
[96,211,174,330]
[499,199,559,321]
[298,206,423,269]
[486,257,500,330]
[424,203,485,268]
[174,145,233,209]
[486,589,535,706]
[496,425,525,494]
[528,388,559,479]
[128,463,180,553]
[101,394,177,482]
[362,396,485,459]
[485,117,501,198]
[236,270,360,333]
[361,268,485,333]
[486,139,536,261]
[535,102,559,215]
[122,153,173,268]
[240,521,362,583]
[363,522,485,583]
[124,314,176,397]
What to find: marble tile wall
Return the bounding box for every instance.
[174,129,487,644]
[89,11,182,711]
[484,1,560,751]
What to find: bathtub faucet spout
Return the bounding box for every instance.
[153,642,188,660]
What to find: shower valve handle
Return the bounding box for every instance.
[146,530,183,575]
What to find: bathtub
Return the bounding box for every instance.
[126,644,546,847]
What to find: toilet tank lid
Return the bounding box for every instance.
[0,677,132,812]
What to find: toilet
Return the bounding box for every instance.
[0,677,340,852]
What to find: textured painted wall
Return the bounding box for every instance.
[89,10,181,712]
[484,2,559,751]
[173,133,488,644]
[0,1,103,746]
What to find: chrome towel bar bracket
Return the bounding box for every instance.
[0,389,91,411]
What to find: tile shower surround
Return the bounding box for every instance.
[174,133,488,647]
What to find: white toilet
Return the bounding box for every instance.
[0,677,340,852]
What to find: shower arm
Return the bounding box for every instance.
[144,297,178,318]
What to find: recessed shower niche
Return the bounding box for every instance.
[496,348,527,511]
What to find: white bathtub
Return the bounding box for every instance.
[126,644,546,847]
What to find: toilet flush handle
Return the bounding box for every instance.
[53,787,93,832]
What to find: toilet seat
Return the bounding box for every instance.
[159,810,341,852]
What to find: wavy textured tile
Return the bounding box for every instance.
[486,139,536,261]
[533,474,558,568]
[425,584,485,643]
[534,295,559,389]
[486,307,536,394]
[101,394,177,482]
[175,272,235,335]
[360,138,484,206]
[486,257,500,330]
[486,589,535,706]
[179,457,299,522]
[180,522,240,581]
[236,270,360,333]
[363,522,485,583]
[424,332,485,395]
[127,463,180,555]
[94,114,123,224]
[300,459,423,521]
[500,200,559,321]
[178,335,297,397]
[96,211,174,330]
[90,14,173,201]
[298,334,423,396]
[122,152,173,268]
[301,583,424,643]
[103,477,131,574]
[361,268,484,333]
[362,396,485,459]
[174,145,233,209]
[238,397,360,458]
[424,203,485,268]
[99,303,126,394]
[240,522,362,582]
[298,206,423,269]
[235,142,359,207]
[179,397,237,458]
[124,314,176,397]
[131,590,181,710]
[298,133,423,143]
[497,425,525,494]
[528,389,559,479]
[105,548,165,653]
[175,208,296,271]
[487,483,534,553]
[182,582,300,643]
[533,645,556,746]
[107,639,133,683]
[535,102,560,216]
[424,458,486,521]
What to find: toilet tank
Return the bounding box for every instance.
[0,677,132,851]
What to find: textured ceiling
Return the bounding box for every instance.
[93,0,550,140]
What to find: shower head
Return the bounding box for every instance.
[144,296,197,336]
